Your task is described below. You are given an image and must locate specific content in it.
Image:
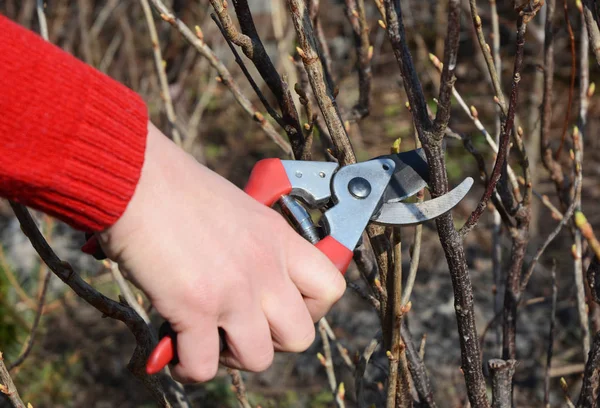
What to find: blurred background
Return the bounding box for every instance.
[1,0,599,406]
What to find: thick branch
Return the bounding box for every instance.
[382,0,489,405]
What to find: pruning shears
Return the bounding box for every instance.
[82,148,473,375]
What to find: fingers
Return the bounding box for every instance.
[286,238,347,322]
[262,282,316,352]
[218,306,274,372]
[170,319,220,383]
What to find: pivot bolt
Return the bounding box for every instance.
[348,177,371,199]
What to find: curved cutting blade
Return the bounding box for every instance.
[375,148,430,204]
[371,177,474,225]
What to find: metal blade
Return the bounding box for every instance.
[375,148,431,204]
[371,177,474,225]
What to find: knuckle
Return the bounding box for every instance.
[176,362,218,383]
[246,345,274,372]
[285,321,316,352]
[323,271,347,306]
[191,365,218,383]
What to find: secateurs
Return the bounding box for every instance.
[83,148,474,374]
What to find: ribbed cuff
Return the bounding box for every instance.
[39,73,148,231]
[0,15,148,232]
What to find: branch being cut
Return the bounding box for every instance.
[382,0,489,405]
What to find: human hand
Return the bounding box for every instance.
[96,123,346,382]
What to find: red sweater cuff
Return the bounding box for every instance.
[0,15,148,231]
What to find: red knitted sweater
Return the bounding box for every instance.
[0,15,148,232]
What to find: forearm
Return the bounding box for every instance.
[0,15,148,231]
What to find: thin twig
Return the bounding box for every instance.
[541,0,568,204]
[209,0,304,156]
[320,318,355,370]
[228,369,252,408]
[344,0,372,121]
[10,203,185,407]
[544,262,557,408]
[0,352,27,408]
[7,269,51,371]
[519,171,580,293]
[554,0,576,159]
[459,16,528,236]
[355,332,381,407]
[147,0,292,156]
[108,261,151,325]
[139,0,182,146]
[318,319,344,408]
[581,0,600,65]
[402,321,437,407]
[210,14,282,125]
[287,0,355,165]
[401,190,423,306]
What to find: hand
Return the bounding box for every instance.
[97,123,346,383]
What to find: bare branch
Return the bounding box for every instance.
[318,319,344,408]
[10,203,185,407]
[576,330,600,407]
[355,332,380,407]
[581,0,600,65]
[544,263,557,408]
[140,0,182,146]
[7,269,51,371]
[541,0,568,204]
[228,369,252,408]
[1,352,27,408]
[460,17,528,236]
[210,0,305,156]
[488,359,517,408]
[287,0,355,165]
[344,0,372,121]
[402,321,437,407]
[147,0,293,156]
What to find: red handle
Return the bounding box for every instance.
[146,336,174,375]
[316,236,353,275]
[244,158,292,206]
[245,159,352,275]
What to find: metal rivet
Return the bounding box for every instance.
[348,177,371,199]
[319,172,326,178]
[296,171,303,178]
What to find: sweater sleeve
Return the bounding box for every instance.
[0,15,148,232]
